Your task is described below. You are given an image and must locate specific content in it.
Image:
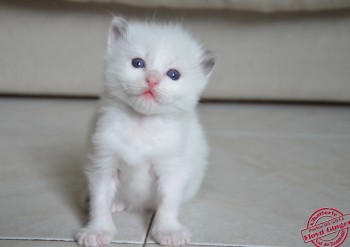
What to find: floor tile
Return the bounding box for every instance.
[147,136,350,246]
[145,245,271,247]
[1,99,350,247]
[147,103,350,246]
[145,245,274,247]
[0,99,151,243]
[0,240,78,247]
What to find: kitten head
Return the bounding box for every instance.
[104,16,216,115]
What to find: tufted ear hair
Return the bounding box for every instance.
[201,50,217,78]
[107,16,127,48]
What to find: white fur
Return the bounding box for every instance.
[76,17,216,247]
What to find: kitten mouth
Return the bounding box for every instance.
[140,90,156,101]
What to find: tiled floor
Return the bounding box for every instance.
[0,98,349,247]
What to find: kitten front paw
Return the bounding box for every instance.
[152,226,192,246]
[76,227,115,247]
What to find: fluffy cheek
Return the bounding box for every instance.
[155,82,183,104]
[120,73,145,95]
[171,75,206,109]
[106,61,145,96]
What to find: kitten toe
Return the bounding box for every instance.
[152,226,191,246]
[76,227,115,247]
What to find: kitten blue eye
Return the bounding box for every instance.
[131,58,145,68]
[167,69,181,80]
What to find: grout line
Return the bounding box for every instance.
[0,238,144,245]
[110,240,144,245]
[137,214,287,247]
[0,238,290,247]
[188,243,289,247]
[208,131,350,140]
[0,238,74,241]
[142,211,156,247]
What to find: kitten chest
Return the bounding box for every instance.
[112,115,183,166]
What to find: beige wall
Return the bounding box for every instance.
[1,0,350,101]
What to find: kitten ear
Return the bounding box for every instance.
[107,16,127,48]
[201,50,217,77]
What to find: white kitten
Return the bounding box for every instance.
[76,17,216,247]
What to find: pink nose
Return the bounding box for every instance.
[146,71,160,88]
